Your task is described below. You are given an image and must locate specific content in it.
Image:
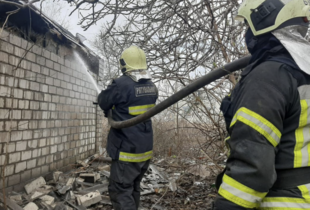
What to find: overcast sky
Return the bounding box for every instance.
[34,1,105,43]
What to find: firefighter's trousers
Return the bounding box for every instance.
[108,159,150,210]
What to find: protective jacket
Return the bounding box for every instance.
[98,75,158,162]
[215,45,310,209]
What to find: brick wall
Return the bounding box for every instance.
[0,30,103,191]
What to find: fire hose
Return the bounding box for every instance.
[108,55,251,129]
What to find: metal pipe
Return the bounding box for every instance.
[109,55,251,129]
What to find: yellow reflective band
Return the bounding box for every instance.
[219,174,267,209]
[294,99,310,168]
[119,151,153,162]
[260,197,310,209]
[128,104,155,115]
[298,184,310,200]
[230,107,281,147]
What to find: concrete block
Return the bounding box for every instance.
[28,140,38,148]
[45,77,53,85]
[38,139,46,147]
[10,131,22,141]
[0,108,10,119]
[31,63,40,73]
[21,150,32,160]
[42,49,51,59]
[40,195,55,206]
[0,51,9,63]
[44,93,52,102]
[46,59,53,69]
[15,161,26,173]
[0,42,14,53]
[32,167,41,178]
[30,81,40,91]
[33,148,42,158]
[54,62,60,71]
[9,152,20,163]
[23,90,33,100]
[76,190,101,207]
[40,84,48,93]
[22,130,33,140]
[30,191,44,200]
[30,101,40,110]
[27,159,36,169]
[11,110,21,119]
[10,34,22,46]
[8,174,20,186]
[0,63,13,75]
[18,100,29,109]
[51,53,58,62]
[22,110,32,119]
[4,164,14,176]
[37,156,45,165]
[53,171,63,182]
[15,120,28,130]
[36,56,45,66]
[41,67,49,76]
[14,46,25,58]
[16,141,27,151]
[24,176,46,194]
[34,92,44,101]
[26,52,36,62]
[23,202,39,210]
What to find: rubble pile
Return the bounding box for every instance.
[3,155,221,210]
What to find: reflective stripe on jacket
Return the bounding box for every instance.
[98,75,158,161]
[215,57,310,209]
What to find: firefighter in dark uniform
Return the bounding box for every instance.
[214,0,310,209]
[98,46,158,210]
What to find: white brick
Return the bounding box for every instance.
[30,81,40,91]
[23,202,38,210]
[44,94,52,102]
[41,147,49,156]
[4,143,15,153]
[4,164,14,176]
[28,121,37,129]
[0,109,9,119]
[0,98,4,108]
[31,63,40,73]
[15,161,26,173]
[22,130,32,140]
[37,156,45,165]
[11,110,21,119]
[9,152,20,163]
[23,90,33,100]
[21,150,32,160]
[30,101,40,110]
[22,110,32,119]
[18,100,29,109]
[18,121,28,130]
[27,159,36,169]
[32,148,41,158]
[40,84,48,93]
[16,141,27,151]
[19,79,29,89]
[28,140,37,148]
[50,145,57,154]
[24,177,46,194]
[0,155,5,165]
[38,139,46,147]
[11,131,22,141]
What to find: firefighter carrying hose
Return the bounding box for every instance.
[214,0,310,209]
[97,46,158,210]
